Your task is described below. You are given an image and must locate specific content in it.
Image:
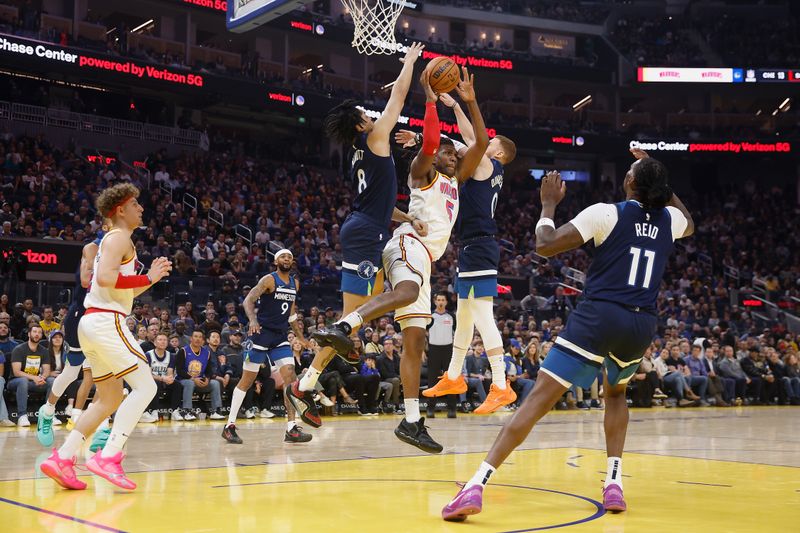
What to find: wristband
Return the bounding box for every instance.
[535,218,555,231]
[114,273,152,289]
[414,133,422,146]
[288,314,298,323]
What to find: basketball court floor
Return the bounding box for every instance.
[0,407,797,532]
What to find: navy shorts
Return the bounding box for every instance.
[455,237,499,299]
[244,329,292,366]
[541,299,657,388]
[66,348,86,366]
[340,212,389,296]
[63,303,84,349]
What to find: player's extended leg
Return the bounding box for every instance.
[37,362,83,446]
[312,280,419,355]
[292,275,416,427]
[280,364,311,443]
[292,269,381,424]
[394,326,443,454]
[470,297,516,414]
[424,299,471,398]
[442,372,568,521]
[601,371,629,513]
[222,367,258,444]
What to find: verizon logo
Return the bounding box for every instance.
[23,249,58,264]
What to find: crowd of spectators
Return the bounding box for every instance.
[1,125,800,427]
[423,0,612,24]
[611,15,705,67]
[697,15,800,68]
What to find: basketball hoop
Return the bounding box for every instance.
[341,0,405,56]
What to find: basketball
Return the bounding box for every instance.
[426,57,460,94]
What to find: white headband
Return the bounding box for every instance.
[275,249,293,260]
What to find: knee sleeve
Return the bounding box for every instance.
[122,361,158,401]
[51,362,83,398]
[453,300,474,349]
[243,361,261,373]
[471,298,503,351]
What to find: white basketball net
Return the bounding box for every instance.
[341,0,405,56]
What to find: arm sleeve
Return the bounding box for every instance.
[421,103,440,156]
[568,203,619,246]
[665,206,689,241]
[175,349,188,379]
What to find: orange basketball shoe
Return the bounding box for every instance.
[473,382,517,414]
[423,374,467,397]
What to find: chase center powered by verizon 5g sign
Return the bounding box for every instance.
[0,35,204,87]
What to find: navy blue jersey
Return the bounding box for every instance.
[584,201,675,310]
[256,272,297,332]
[350,132,397,230]
[457,159,503,239]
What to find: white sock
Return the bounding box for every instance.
[101,363,157,458]
[50,362,82,399]
[287,421,296,431]
[42,401,56,417]
[228,387,247,425]
[447,346,468,380]
[58,430,86,458]
[340,312,363,330]
[605,456,622,489]
[299,367,321,392]
[404,398,420,423]
[465,461,496,489]
[98,417,110,431]
[70,408,82,423]
[488,355,507,389]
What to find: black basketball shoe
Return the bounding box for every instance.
[284,424,313,443]
[222,423,243,444]
[311,323,357,363]
[287,381,322,427]
[394,417,443,454]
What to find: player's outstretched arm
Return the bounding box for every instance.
[244,274,275,336]
[369,42,424,154]
[409,70,440,188]
[454,67,489,184]
[440,93,475,146]
[535,171,584,257]
[135,257,173,297]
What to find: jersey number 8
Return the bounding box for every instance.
[357,168,367,194]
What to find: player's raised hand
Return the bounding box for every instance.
[148,257,173,283]
[395,129,417,148]
[455,66,476,103]
[439,93,457,109]
[400,42,424,64]
[412,218,429,237]
[420,69,437,102]
[630,147,650,160]
[540,170,566,207]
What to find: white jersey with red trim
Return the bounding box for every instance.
[84,229,138,315]
[393,171,459,261]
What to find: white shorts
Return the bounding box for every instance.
[78,311,147,383]
[382,233,432,330]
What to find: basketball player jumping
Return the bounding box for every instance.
[222,249,312,444]
[41,183,171,491]
[313,67,489,453]
[287,42,427,427]
[397,93,519,415]
[442,149,694,521]
[36,225,105,447]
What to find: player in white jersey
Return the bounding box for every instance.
[40,183,172,491]
[313,67,488,453]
